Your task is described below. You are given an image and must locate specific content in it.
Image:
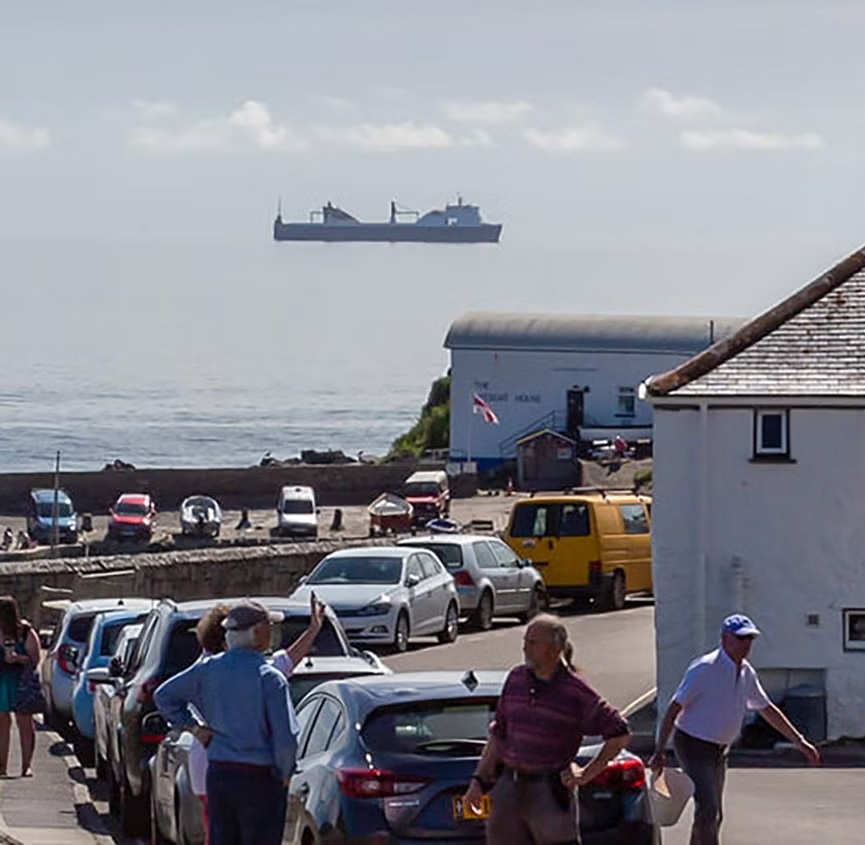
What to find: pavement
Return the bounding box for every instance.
[0,720,109,845]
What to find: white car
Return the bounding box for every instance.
[291,547,459,652]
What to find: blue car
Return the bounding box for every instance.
[284,671,659,844]
[71,605,154,765]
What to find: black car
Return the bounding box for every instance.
[105,596,357,838]
[284,671,659,844]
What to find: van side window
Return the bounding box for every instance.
[619,504,649,534]
[559,504,590,537]
[510,504,551,538]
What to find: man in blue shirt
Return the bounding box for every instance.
[155,600,298,845]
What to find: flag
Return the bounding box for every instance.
[472,392,500,425]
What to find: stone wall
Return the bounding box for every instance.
[2,539,393,631]
[0,463,477,514]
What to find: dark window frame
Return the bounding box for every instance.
[752,408,792,461]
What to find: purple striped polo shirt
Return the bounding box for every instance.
[491,664,629,771]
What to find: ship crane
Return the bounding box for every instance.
[389,200,419,224]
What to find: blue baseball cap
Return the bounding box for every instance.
[722,614,761,637]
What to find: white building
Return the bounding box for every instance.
[645,245,865,740]
[444,312,742,470]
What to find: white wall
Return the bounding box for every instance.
[653,404,865,738]
[449,347,692,462]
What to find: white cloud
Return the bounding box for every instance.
[523,125,625,152]
[441,99,532,125]
[314,121,473,152]
[0,120,51,154]
[130,99,179,121]
[129,100,308,154]
[680,129,824,151]
[639,88,724,122]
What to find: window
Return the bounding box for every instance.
[473,542,499,569]
[619,504,649,535]
[489,540,519,568]
[754,409,789,457]
[617,386,636,417]
[406,556,424,582]
[303,698,344,758]
[418,553,442,579]
[510,503,552,538]
[295,697,323,757]
[408,543,463,569]
[559,504,590,537]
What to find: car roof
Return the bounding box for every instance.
[512,492,650,503]
[399,534,501,547]
[323,546,412,559]
[290,655,388,676]
[116,493,150,504]
[91,605,156,626]
[157,596,336,619]
[30,488,72,502]
[280,485,314,496]
[56,598,156,615]
[310,670,507,708]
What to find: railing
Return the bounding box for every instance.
[498,411,568,457]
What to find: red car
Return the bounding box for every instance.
[107,494,157,541]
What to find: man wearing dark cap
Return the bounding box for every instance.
[155,599,298,845]
[650,614,820,845]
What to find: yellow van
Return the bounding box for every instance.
[504,490,651,610]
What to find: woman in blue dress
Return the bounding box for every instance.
[0,595,41,777]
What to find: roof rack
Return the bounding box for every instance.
[560,486,642,499]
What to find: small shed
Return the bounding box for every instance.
[516,429,578,490]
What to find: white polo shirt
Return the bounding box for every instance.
[673,647,770,746]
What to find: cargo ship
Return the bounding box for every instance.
[272,197,502,243]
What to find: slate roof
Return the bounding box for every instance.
[647,246,865,397]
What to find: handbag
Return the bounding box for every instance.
[13,663,46,715]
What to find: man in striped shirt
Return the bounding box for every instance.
[463,614,631,844]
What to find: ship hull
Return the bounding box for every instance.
[273,221,502,243]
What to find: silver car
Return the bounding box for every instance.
[291,547,460,652]
[398,534,547,630]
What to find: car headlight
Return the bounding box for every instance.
[355,601,391,617]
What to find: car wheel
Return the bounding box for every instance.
[392,612,410,653]
[601,570,626,612]
[471,591,494,631]
[120,770,150,837]
[437,602,459,644]
[518,585,546,623]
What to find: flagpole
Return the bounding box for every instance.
[467,391,473,471]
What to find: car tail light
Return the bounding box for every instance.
[589,757,646,790]
[139,730,166,745]
[57,644,78,675]
[453,570,475,587]
[336,768,431,799]
[588,560,602,577]
[136,677,161,705]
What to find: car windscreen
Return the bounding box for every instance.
[114,502,147,516]
[164,620,202,677]
[361,698,498,755]
[282,500,314,514]
[404,482,440,496]
[306,557,402,585]
[272,617,346,657]
[36,502,74,518]
[406,543,463,569]
[185,497,216,510]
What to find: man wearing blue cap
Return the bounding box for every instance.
[649,614,820,845]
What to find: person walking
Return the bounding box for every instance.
[463,614,631,845]
[0,595,41,778]
[155,600,298,845]
[649,614,821,845]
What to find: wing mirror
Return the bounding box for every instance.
[405,573,420,588]
[108,656,124,677]
[141,712,169,743]
[84,667,112,686]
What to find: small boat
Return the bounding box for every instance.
[368,493,414,536]
[180,495,222,538]
[273,197,502,243]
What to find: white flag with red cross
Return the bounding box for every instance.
[472,392,500,425]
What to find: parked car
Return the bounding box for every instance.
[93,622,143,781]
[39,597,155,732]
[179,495,222,537]
[291,547,460,652]
[107,493,157,542]
[504,491,653,610]
[27,488,78,544]
[277,485,318,539]
[403,469,450,525]
[105,596,364,838]
[70,606,154,766]
[398,534,547,630]
[150,639,391,845]
[284,672,659,844]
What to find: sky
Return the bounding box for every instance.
[4,0,865,400]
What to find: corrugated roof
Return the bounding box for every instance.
[444,312,744,354]
[647,244,865,397]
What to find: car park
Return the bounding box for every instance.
[39,597,155,732]
[283,671,659,844]
[291,546,460,652]
[179,495,222,537]
[105,596,364,838]
[70,606,154,766]
[504,491,652,610]
[399,534,547,630]
[149,641,391,845]
[93,622,142,781]
[277,485,318,539]
[107,493,157,542]
[27,488,79,544]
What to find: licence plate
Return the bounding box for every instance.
[452,794,491,821]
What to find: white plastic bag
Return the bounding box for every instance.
[649,768,694,827]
